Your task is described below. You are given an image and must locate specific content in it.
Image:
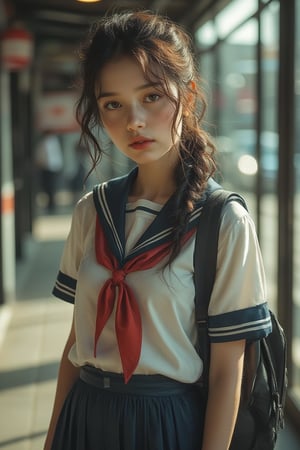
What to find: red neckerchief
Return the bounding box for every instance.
[94,215,195,383]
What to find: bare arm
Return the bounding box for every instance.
[44,312,80,450]
[201,339,245,450]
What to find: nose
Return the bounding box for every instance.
[127,104,146,132]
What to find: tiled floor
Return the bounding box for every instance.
[0,212,299,449]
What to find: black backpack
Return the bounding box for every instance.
[194,189,287,450]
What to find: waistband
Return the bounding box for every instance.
[80,365,194,396]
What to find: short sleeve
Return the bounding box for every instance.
[207,201,272,342]
[52,192,95,304]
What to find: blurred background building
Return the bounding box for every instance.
[0,0,299,445]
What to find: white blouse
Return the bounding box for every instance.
[53,179,271,383]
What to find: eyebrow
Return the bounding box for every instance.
[97,82,161,99]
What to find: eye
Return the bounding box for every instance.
[103,101,121,110]
[144,93,162,103]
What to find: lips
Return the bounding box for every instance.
[129,137,154,150]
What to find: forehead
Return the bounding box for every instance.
[100,55,147,83]
[95,54,171,95]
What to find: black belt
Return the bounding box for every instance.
[80,365,193,396]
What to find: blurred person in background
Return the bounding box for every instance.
[68,142,87,202]
[35,129,63,213]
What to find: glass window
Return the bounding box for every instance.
[215,20,258,214]
[198,52,215,132]
[215,0,257,39]
[293,0,300,402]
[195,0,300,424]
[195,21,217,49]
[260,1,279,311]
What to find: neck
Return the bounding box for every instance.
[129,160,178,205]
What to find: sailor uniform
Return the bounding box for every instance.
[51,168,271,449]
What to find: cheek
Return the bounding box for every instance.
[153,106,175,129]
[156,105,181,138]
[101,115,123,136]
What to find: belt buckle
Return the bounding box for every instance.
[103,376,110,388]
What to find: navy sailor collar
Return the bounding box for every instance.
[93,167,219,265]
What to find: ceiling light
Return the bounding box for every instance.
[76,0,102,3]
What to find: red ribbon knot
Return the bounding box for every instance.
[112,269,126,286]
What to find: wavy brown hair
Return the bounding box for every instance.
[76,10,217,265]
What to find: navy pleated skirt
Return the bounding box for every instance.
[51,365,205,450]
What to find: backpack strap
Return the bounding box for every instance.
[193,189,247,386]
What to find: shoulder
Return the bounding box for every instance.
[218,199,259,251]
[75,173,130,221]
[75,189,94,210]
[221,198,254,230]
[72,190,96,227]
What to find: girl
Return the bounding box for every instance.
[44,10,272,450]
